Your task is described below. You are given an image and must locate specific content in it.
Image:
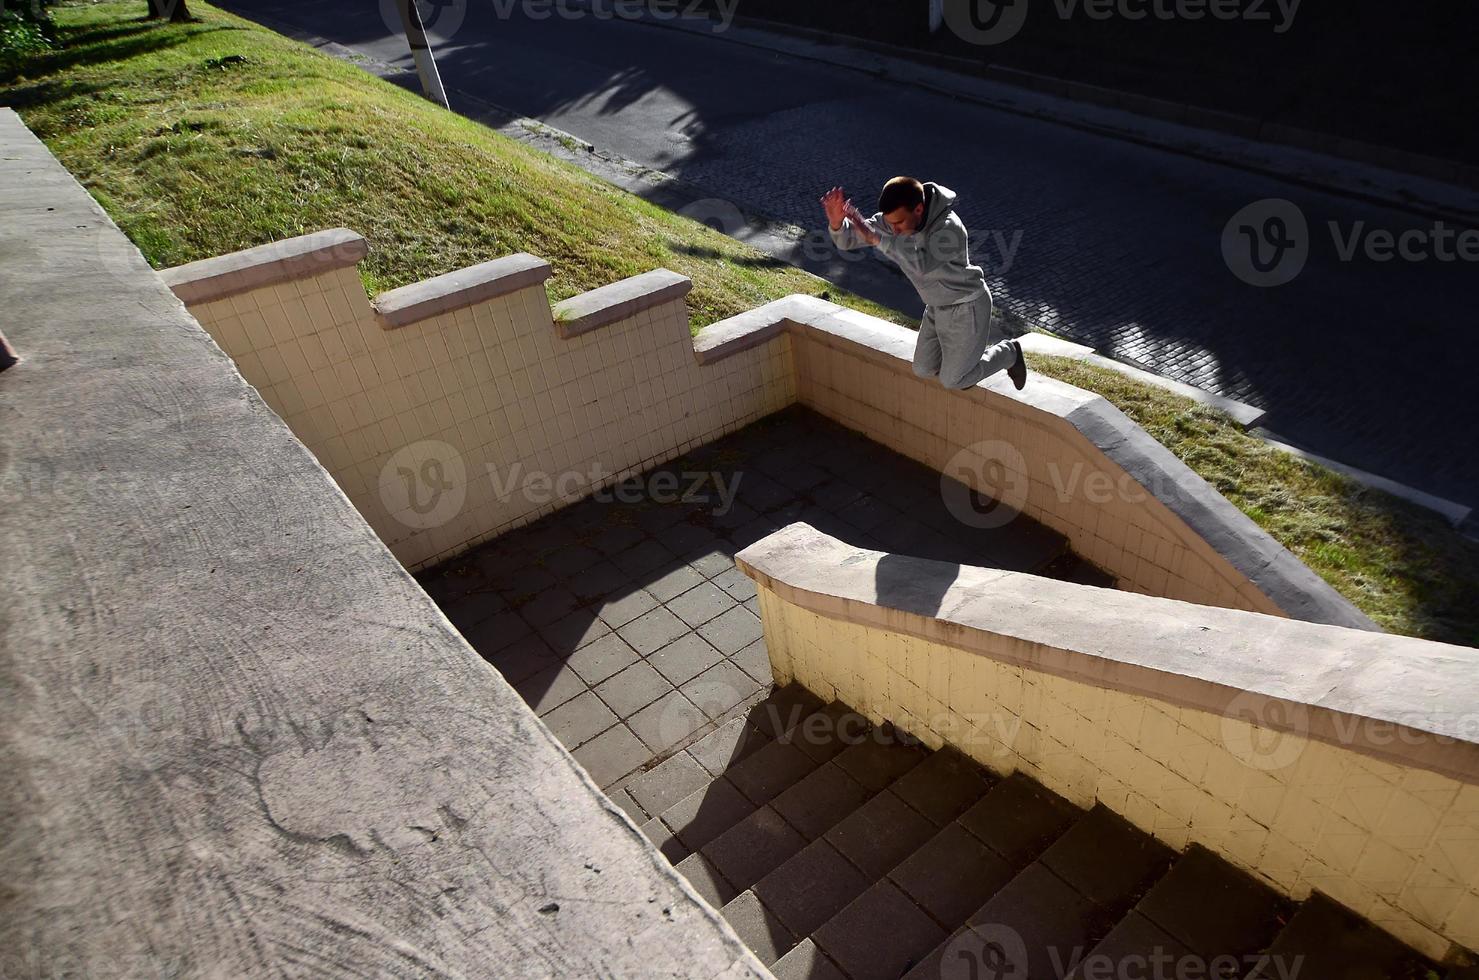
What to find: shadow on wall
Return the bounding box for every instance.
[875,553,959,620]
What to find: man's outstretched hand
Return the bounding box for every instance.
[820,186,881,245]
[820,186,847,231]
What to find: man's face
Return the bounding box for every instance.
[883,204,925,236]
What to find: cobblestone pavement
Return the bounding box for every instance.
[224,0,1479,509]
[418,407,1100,792]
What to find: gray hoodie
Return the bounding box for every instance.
[830,182,989,308]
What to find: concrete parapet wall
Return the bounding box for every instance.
[166,233,794,569]
[0,107,764,977]
[736,523,1479,961]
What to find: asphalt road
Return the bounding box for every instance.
[220,0,1479,513]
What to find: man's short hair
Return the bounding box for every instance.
[878,176,925,214]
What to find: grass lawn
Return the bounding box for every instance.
[4,1,1476,645]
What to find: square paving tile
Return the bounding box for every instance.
[958,773,1083,867]
[643,562,707,602]
[1135,845,1286,962]
[681,660,763,720]
[702,805,808,892]
[566,560,630,602]
[688,549,735,580]
[824,790,939,879]
[535,610,610,654]
[963,862,1103,979]
[771,938,847,980]
[571,723,647,788]
[889,747,995,827]
[458,607,533,657]
[480,633,562,685]
[726,739,819,806]
[646,631,725,685]
[814,880,947,980]
[710,565,758,601]
[770,762,872,840]
[611,539,675,577]
[697,605,763,655]
[617,606,692,656]
[675,851,738,908]
[594,587,658,628]
[625,751,710,818]
[688,715,772,776]
[722,890,796,966]
[832,734,928,792]
[542,543,603,577]
[667,581,738,628]
[662,776,756,851]
[513,663,588,716]
[730,639,773,686]
[593,660,672,718]
[627,689,708,753]
[1040,804,1175,911]
[515,585,580,628]
[889,822,1016,929]
[754,838,871,939]
[565,632,640,685]
[541,690,617,751]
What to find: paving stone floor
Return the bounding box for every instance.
[418,405,1108,798]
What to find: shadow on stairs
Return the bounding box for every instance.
[622,684,1457,980]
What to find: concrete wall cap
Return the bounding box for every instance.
[159,228,367,304]
[373,252,553,329]
[551,268,692,338]
[735,523,1479,783]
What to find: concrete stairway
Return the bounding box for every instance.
[635,685,1460,980]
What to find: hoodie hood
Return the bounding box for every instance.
[921,182,957,234]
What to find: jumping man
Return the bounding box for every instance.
[821,177,1026,391]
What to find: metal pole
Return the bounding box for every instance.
[396,0,451,109]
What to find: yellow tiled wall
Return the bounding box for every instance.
[758,586,1478,960]
[184,267,795,569]
[793,330,1280,614]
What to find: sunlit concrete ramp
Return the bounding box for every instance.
[0,107,764,977]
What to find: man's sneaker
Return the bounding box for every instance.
[1008,340,1027,390]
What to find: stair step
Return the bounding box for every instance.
[660,775,755,854]
[721,889,796,966]
[957,771,1084,867]
[830,728,931,791]
[1063,910,1197,980]
[813,879,949,980]
[1249,892,1437,980]
[823,788,940,878]
[751,838,873,940]
[889,822,1017,928]
[769,760,873,840]
[1040,804,1176,911]
[686,713,772,777]
[726,738,821,805]
[886,745,995,827]
[700,804,808,893]
[1135,844,1292,970]
[771,938,847,980]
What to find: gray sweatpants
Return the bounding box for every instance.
[913,293,1016,389]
